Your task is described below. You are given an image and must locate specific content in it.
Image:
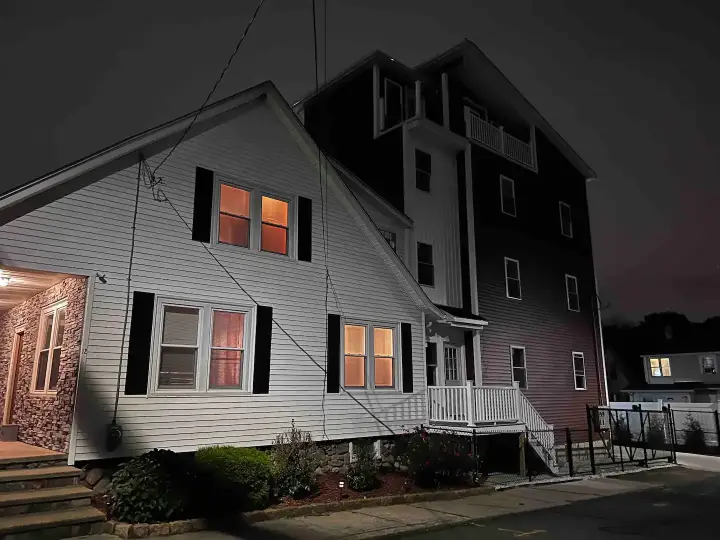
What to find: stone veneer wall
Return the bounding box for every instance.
[0,276,87,452]
[315,438,402,475]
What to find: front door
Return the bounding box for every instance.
[3,331,23,425]
[443,345,463,386]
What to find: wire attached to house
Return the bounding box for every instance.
[152,0,266,176]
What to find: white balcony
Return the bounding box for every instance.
[465,107,537,172]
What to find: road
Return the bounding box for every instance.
[397,467,720,540]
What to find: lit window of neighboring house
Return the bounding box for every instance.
[379,229,397,252]
[701,355,717,374]
[649,357,671,377]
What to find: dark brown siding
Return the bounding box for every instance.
[472,131,603,433]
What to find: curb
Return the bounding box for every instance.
[243,484,496,523]
[101,518,207,538]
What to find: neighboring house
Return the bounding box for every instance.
[294,39,608,438]
[626,351,720,403]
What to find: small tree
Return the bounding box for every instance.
[644,414,667,449]
[613,416,632,446]
[683,414,707,453]
[347,442,379,491]
[271,420,320,498]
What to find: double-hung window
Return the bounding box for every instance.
[379,229,397,252]
[559,202,573,238]
[701,355,717,375]
[500,176,516,217]
[649,357,671,378]
[511,346,527,389]
[216,178,293,256]
[343,323,397,390]
[153,298,252,393]
[417,243,435,286]
[32,301,67,394]
[505,257,521,300]
[573,352,586,390]
[415,150,432,192]
[565,274,580,312]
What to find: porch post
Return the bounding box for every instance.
[466,380,475,427]
[513,381,522,422]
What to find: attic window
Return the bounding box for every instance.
[649,357,671,377]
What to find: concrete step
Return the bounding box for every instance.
[0,485,92,517]
[0,467,80,493]
[0,453,68,471]
[0,506,105,540]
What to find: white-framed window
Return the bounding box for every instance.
[573,352,586,390]
[565,274,580,312]
[214,176,295,257]
[511,346,527,389]
[701,355,717,375]
[417,243,435,287]
[379,229,397,252]
[151,297,254,393]
[444,345,461,383]
[31,300,67,394]
[383,78,404,130]
[649,357,671,378]
[343,322,398,390]
[504,257,522,300]
[559,202,573,238]
[425,342,438,386]
[500,175,516,217]
[415,149,432,192]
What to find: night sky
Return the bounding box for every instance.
[1,1,718,322]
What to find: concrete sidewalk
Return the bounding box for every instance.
[79,475,664,540]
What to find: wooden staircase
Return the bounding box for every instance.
[0,453,105,539]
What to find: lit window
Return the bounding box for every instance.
[218,184,251,247]
[566,275,579,312]
[511,346,527,389]
[701,355,717,374]
[374,328,394,387]
[158,306,200,389]
[33,301,66,393]
[415,150,432,192]
[559,202,573,238]
[500,176,516,217]
[649,358,671,377]
[505,258,521,300]
[417,243,434,286]
[261,196,289,255]
[573,352,586,390]
[379,229,397,252]
[344,325,366,387]
[209,311,245,389]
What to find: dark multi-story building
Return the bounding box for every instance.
[295,40,608,438]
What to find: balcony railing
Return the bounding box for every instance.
[427,382,522,426]
[465,108,536,171]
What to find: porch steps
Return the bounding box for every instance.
[0,464,105,538]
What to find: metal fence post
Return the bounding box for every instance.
[666,405,677,464]
[714,410,720,453]
[565,427,574,477]
[586,405,597,475]
[638,404,649,467]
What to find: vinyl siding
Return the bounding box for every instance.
[643,352,720,385]
[0,102,427,461]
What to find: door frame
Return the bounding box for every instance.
[427,335,467,387]
[3,327,25,425]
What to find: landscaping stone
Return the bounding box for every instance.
[189,518,207,531]
[131,523,149,538]
[94,476,111,494]
[169,520,193,534]
[114,522,131,539]
[85,467,104,486]
[149,522,170,536]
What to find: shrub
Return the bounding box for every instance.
[683,414,707,453]
[271,420,319,498]
[644,414,667,449]
[195,446,272,511]
[400,427,475,488]
[347,442,379,491]
[612,416,632,446]
[108,449,195,523]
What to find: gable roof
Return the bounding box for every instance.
[0,80,475,325]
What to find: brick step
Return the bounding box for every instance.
[0,467,80,493]
[0,485,92,517]
[0,506,105,540]
[0,454,68,471]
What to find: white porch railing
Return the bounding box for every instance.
[465,108,536,171]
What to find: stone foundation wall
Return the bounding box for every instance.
[315,437,403,475]
[0,276,87,452]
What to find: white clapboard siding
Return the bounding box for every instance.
[0,101,427,461]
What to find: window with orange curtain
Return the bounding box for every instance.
[374,328,394,387]
[344,324,366,387]
[261,196,289,255]
[209,310,246,389]
[218,184,251,247]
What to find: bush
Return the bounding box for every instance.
[347,442,379,491]
[108,449,195,523]
[683,414,707,453]
[271,420,319,498]
[645,415,667,449]
[612,416,632,446]
[400,427,475,488]
[195,446,272,511]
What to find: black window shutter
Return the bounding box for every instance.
[464,330,476,382]
[192,166,214,242]
[252,306,273,394]
[327,314,341,393]
[297,196,312,262]
[125,291,155,395]
[401,323,413,393]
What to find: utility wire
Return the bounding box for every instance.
[152,0,266,176]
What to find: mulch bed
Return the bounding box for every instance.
[271,472,469,508]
